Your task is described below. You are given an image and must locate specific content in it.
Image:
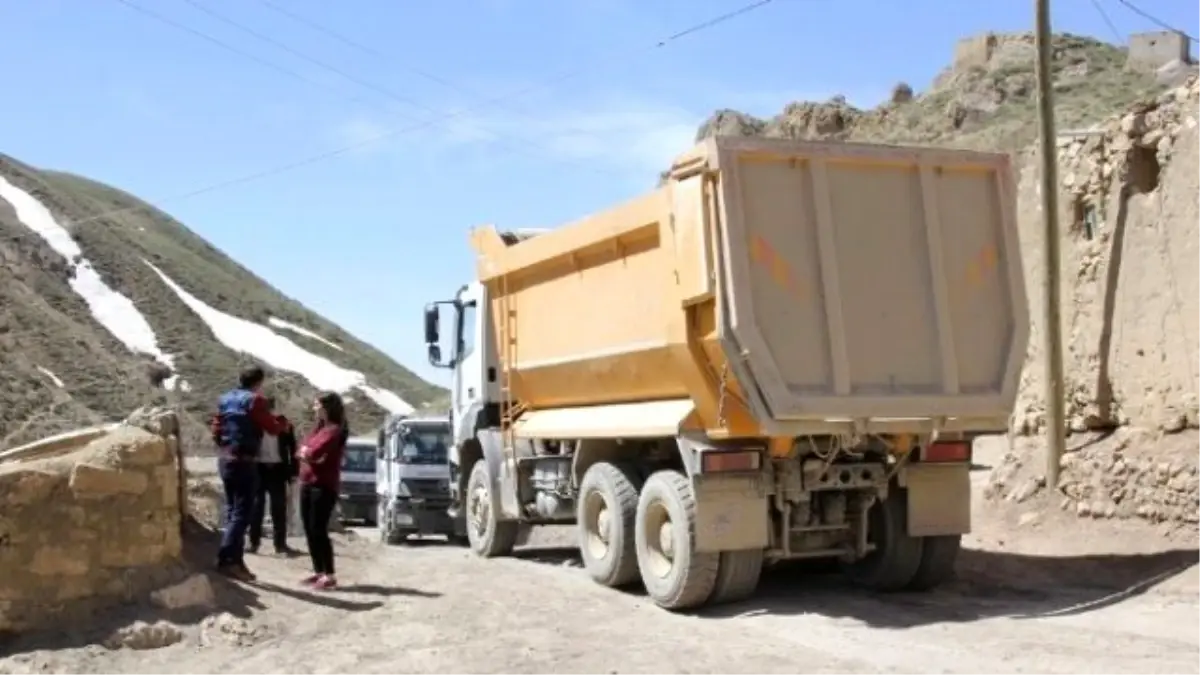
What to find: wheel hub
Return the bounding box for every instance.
[596,506,611,545]
[468,484,490,536]
[658,521,675,560]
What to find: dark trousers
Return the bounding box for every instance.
[300,484,338,575]
[250,462,290,551]
[218,458,259,566]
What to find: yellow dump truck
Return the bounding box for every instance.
[422,135,1029,610]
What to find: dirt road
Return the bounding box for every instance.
[2,442,1197,674]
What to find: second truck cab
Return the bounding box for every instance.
[376,413,466,544]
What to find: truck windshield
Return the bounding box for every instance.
[342,443,376,474]
[400,428,450,465]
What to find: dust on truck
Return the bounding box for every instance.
[423,136,1029,611]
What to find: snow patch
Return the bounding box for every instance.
[144,261,412,414]
[36,366,65,388]
[0,176,179,389]
[267,317,344,352]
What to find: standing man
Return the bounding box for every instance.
[211,365,290,581]
[248,397,298,556]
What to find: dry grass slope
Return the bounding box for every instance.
[0,158,444,452]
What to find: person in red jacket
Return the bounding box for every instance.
[298,391,349,590]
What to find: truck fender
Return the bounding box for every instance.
[674,431,770,553]
[898,462,971,537]
[449,400,489,503]
[474,428,522,521]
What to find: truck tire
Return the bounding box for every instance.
[577,462,642,588]
[846,488,924,592]
[465,460,518,558]
[906,534,961,591]
[634,470,719,611]
[708,548,764,605]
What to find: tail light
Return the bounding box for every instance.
[922,441,970,463]
[700,450,762,473]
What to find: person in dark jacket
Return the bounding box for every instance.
[298,391,349,590]
[248,396,298,556]
[211,365,290,581]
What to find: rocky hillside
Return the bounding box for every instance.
[0,156,444,453]
[696,32,1179,152]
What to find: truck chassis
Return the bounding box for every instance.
[450,427,970,611]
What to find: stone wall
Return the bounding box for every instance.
[1012,76,1198,436]
[0,408,185,634]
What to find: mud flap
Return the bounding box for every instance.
[901,463,971,537]
[692,474,769,553]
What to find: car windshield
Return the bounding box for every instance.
[399,427,450,465]
[342,443,376,474]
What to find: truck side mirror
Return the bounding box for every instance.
[427,343,444,368]
[423,304,440,344]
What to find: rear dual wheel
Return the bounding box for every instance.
[577,462,642,588]
[846,488,960,592]
[579,466,764,610]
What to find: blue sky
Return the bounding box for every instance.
[3,0,1196,391]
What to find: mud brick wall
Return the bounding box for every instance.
[0,423,183,634]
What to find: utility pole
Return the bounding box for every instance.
[1035,0,1067,487]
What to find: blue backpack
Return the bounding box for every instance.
[216,388,264,459]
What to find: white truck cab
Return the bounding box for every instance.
[375,413,465,544]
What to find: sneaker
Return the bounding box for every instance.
[237,563,258,582]
[313,575,338,590]
[300,574,321,586]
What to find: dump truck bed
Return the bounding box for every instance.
[474,136,1028,436]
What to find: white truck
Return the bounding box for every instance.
[337,435,379,525]
[376,414,466,543]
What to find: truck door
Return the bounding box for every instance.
[451,297,481,436]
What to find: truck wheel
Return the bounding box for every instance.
[634,470,719,611]
[846,488,924,592]
[906,535,961,591]
[577,462,642,588]
[708,548,764,605]
[465,460,518,558]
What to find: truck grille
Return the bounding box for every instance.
[341,481,375,496]
[404,478,450,503]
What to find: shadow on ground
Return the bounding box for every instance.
[699,546,1198,627]
[511,543,1197,628]
[0,517,407,657]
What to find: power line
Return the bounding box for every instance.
[117,0,623,178]
[250,0,774,180]
[1088,0,1124,44]
[63,0,778,228]
[253,0,477,97]
[1112,0,1197,42]
[110,0,375,110]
